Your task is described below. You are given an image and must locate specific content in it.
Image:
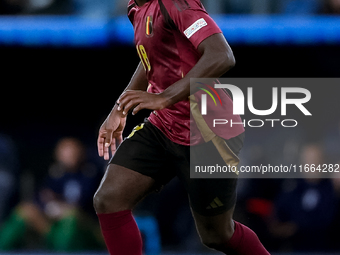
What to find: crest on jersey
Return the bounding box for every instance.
[146,15,153,36]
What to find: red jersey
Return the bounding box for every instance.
[128,0,244,146]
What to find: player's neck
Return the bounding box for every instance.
[135,0,150,7]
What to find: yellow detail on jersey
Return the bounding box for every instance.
[136,45,146,70]
[128,123,145,139]
[136,45,151,71]
[146,16,152,35]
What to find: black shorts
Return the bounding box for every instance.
[110,121,244,216]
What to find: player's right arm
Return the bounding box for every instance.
[97,62,148,160]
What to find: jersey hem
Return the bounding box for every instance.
[148,115,191,146]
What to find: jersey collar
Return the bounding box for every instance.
[134,0,151,7]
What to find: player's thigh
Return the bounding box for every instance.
[178,140,239,217]
[110,121,176,185]
[176,133,244,242]
[93,164,157,213]
[94,121,175,213]
[177,148,238,245]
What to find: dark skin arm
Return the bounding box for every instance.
[97,62,148,160]
[98,33,235,160]
[117,33,235,116]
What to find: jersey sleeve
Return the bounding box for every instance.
[162,0,222,48]
[127,0,136,24]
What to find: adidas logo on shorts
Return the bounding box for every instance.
[206,197,224,209]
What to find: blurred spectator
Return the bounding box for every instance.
[202,0,270,14]
[0,0,73,14]
[236,140,283,250]
[0,137,103,251]
[324,120,340,163]
[0,0,115,16]
[234,178,282,251]
[324,0,340,14]
[225,0,251,14]
[201,0,225,14]
[73,0,115,17]
[0,0,25,14]
[0,134,19,224]
[278,0,322,14]
[3,0,340,16]
[270,144,337,252]
[250,0,271,14]
[26,0,73,14]
[330,167,340,250]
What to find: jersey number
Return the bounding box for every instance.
[136,45,151,71]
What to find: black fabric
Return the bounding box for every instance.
[110,121,244,216]
[158,0,177,30]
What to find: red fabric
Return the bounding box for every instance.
[224,221,270,255]
[127,0,244,146]
[246,198,273,217]
[97,210,143,255]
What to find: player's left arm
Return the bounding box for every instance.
[118,33,234,115]
[160,33,235,105]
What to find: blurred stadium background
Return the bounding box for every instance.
[1,0,340,254]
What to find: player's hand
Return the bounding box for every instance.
[97,114,126,160]
[117,90,168,116]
